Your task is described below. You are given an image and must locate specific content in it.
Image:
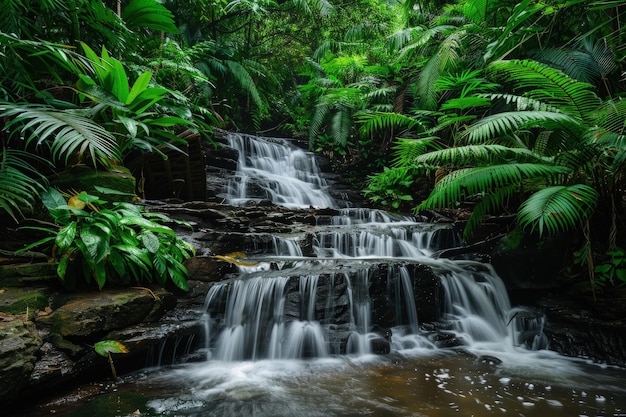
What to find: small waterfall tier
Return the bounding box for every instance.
[220,132,337,209]
[202,206,548,361]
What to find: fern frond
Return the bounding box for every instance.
[464,183,520,242]
[479,93,559,112]
[517,184,599,237]
[309,103,331,144]
[224,60,263,108]
[332,109,352,146]
[0,148,49,222]
[530,47,605,85]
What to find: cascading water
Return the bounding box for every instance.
[25,132,626,417]
[221,132,337,209]
[203,133,548,361]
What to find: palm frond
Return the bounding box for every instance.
[392,137,443,167]
[0,148,49,222]
[462,110,582,145]
[416,163,572,211]
[517,184,599,237]
[479,93,559,112]
[224,60,263,109]
[464,183,520,242]
[332,109,352,146]
[1,103,121,167]
[414,144,548,167]
[487,59,602,122]
[530,47,607,85]
[122,0,179,33]
[357,112,423,139]
[309,103,331,145]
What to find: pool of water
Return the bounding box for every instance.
[16,348,626,417]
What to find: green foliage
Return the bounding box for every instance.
[0,148,50,222]
[516,185,599,237]
[94,340,129,357]
[17,188,194,291]
[363,166,418,210]
[594,247,626,287]
[77,43,192,158]
[122,0,180,34]
[94,339,129,380]
[0,103,122,167]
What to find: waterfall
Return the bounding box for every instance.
[203,133,547,361]
[221,132,336,209]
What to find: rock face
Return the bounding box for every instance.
[0,318,41,403]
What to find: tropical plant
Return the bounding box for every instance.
[17,188,194,291]
[94,339,129,380]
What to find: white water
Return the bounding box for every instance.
[221,132,336,208]
[205,133,548,362]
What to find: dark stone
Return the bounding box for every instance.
[491,233,572,290]
[0,318,42,404]
[539,296,626,366]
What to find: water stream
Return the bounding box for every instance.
[19,132,626,416]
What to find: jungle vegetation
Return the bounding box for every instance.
[1,0,625,294]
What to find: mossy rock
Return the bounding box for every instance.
[0,287,51,314]
[50,166,137,203]
[0,262,57,287]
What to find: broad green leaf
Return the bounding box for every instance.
[126,72,153,105]
[56,221,77,252]
[139,231,160,253]
[80,226,109,263]
[94,262,106,289]
[120,216,176,236]
[108,248,127,277]
[94,340,129,357]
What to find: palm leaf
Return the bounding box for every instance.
[122,0,179,33]
[517,184,599,236]
[357,112,424,138]
[487,59,602,122]
[464,183,520,242]
[414,144,548,167]
[416,163,572,211]
[392,137,443,167]
[0,148,49,222]
[479,93,559,112]
[461,110,582,145]
[1,104,121,166]
[530,47,608,85]
[331,109,352,146]
[224,60,263,109]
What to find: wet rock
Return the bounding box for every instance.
[0,286,51,314]
[0,318,42,403]
[37,288,175,351]
[539,296,626,366]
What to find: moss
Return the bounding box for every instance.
[0,287,50,314]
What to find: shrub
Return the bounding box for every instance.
[18,188,194,291]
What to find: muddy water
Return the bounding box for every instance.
[18,349,626,417]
